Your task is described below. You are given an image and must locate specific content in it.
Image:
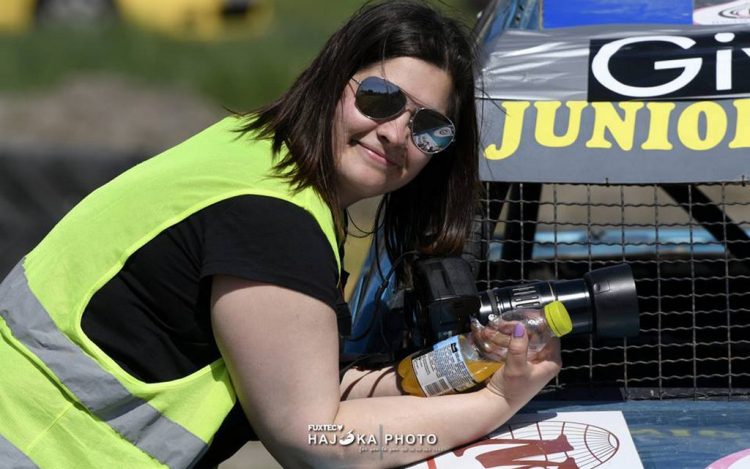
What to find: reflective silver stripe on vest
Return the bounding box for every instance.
[0,433,40,469]
[0,261,207,469]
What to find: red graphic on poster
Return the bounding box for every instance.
[454,434,577,468]
[425,421,620,469]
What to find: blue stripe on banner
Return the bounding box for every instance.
[542,0,694,28]
[0,433,40,469]
[0,261,207,469]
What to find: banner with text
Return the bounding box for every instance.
[478,24,750,183]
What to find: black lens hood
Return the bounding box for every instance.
[584,264,640,338]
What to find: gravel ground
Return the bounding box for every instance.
[0,73,226,154]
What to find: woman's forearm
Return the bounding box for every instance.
[282,388,523,469]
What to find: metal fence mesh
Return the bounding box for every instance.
[479,182,750,400]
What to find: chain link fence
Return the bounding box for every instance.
[479,181,750,401]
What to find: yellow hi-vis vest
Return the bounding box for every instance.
[0,117,340,469]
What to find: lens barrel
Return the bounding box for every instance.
[477,264,640,338]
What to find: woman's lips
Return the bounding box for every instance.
[356,141,400,167]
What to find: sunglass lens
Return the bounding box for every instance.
[412,109,455,154]
[356,77,406,119]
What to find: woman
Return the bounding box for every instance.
[0,1,561,468]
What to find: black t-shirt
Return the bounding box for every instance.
[81,195,341,468]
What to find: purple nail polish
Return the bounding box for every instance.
[513,323,525,338]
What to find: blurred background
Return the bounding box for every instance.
[0,1,481,467]
[0,0,482,296]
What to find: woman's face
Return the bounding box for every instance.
[332,57,454,208]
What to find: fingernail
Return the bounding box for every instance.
[513,323,525,338]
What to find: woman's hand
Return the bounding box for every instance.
[483,324,562,410]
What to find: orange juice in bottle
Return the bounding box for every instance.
[397,301,571,397]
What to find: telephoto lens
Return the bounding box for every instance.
[476,264,640,338]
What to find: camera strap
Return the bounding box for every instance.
[336,301,352,339]
[338,352,397,381]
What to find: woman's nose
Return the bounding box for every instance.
[375,110,412,147]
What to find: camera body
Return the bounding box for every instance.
[343,256,640,361]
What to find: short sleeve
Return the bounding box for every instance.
[201,195,339,310]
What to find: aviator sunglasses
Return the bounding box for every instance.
[351,76,455,154]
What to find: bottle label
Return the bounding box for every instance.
[411,336,478,397]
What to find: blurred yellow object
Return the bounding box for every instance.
[0,0,37,33]
[0,0,273,40]
[119,0,273,40]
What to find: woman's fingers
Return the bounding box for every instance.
[484,323,562,409]
[503,323,530,376]
[473,327,511,361]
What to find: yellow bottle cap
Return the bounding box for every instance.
[544,301,573,337]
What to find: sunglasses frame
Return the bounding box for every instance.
[350,76,455,155]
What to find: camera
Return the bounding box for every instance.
[409,257,640,348]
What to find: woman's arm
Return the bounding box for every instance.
[212,275,560,469]
[340,366,404,400]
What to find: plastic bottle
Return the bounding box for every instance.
[397,301,572,397]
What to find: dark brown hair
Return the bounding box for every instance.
[241,0,480,266]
